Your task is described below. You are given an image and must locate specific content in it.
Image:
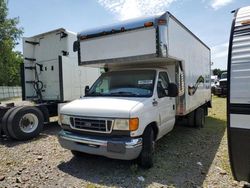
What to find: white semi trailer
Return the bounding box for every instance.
[0,28,100,141]
[227,6,250,183]
[58,12,211,168]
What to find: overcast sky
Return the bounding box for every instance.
[8,0,250,70]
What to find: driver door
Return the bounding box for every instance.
[156,71,176,137]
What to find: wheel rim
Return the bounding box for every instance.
[19,113,39,133]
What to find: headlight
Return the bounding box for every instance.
[113,118,139,131]
[58,114,71,125]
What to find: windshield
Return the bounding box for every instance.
[87,70,156,97]
[221,72,227,79]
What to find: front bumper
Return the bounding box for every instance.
[58,130,142,160]
[214,87,227,95]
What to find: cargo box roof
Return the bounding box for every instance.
[26,28,76,38]
[78,13,166,38]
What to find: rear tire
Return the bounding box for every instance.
[194,108,205,128]
[7,106,44,141]
[187,111,195,127]
[1,106,22,138]
[137,126,155,169]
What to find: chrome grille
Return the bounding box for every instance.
[220,81,227,88]
[70,117,113,133]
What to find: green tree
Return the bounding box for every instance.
[212,68,221,77]
[0,0,23,86]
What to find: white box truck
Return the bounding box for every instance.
[58,12,211,168]
[0,28,100,141]
[227,6,250,183]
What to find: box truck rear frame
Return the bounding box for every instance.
[0,28,100,141]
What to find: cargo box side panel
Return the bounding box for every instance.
[34,32,67,62]
[167,17,211,114]
[40,59,61,101]
[79,27,157,64]
[66,31,78,59]
[22,29,73,101]
[61,56,100,101]
[22,37,37,99]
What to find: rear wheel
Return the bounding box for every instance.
[137,126,155,169]
[194,108,205,128]
[1,106,22,138]
[187,111,195,127]
[7,106,44,140]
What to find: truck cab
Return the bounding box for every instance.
[214,72,227,96]
[59,67,178,167]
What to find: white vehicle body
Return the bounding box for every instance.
[227,6,250,182]
[22,28,100,102]
[211,75,218,87]
[58,12,211,164]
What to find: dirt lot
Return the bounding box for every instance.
[0,96,246,188]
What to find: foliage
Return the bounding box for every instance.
[212,68,221,77]
[0,0,23,86]
[212,69,228,79]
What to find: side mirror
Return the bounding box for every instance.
[85,85,90,95]
[73,41,79,52]
[167,83,178,97]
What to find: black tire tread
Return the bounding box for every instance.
[195,108,205,128]
[187,111,195,127]
[138,126,154,169]
[1,106,22,138]
[7,106,44,141]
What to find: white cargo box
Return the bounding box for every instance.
[22,28,100,102]
[76,12,211,115]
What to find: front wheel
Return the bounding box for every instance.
[137,126,155,169]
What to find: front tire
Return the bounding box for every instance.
[137,126,155,169]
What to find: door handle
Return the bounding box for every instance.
[152,99,158,106]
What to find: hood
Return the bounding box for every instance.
[61,97,146,118]
[220,78,227,82]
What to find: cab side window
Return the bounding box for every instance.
[157,72,170,98]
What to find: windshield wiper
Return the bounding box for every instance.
[85,92,106,96]
[110,91,139,96]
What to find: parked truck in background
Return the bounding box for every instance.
[58,12,211,168]
[0,28,100,141]
[227,6,250,183]
[214,71,227,96]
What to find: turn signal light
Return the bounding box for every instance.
[144,22,154,27]
[129,118,139,131]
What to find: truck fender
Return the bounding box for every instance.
[143,122,158,140]
[36,105,49,123]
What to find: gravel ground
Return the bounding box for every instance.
[0,97,247,188]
